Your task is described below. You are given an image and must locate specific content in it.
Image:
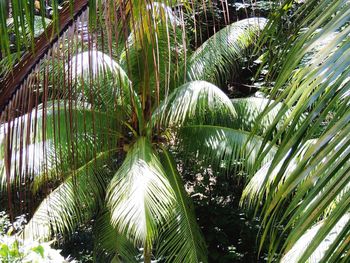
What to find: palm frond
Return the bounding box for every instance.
[281,213,350,263]
[273,133,350,261]
[119,14,185,97]
[179,125,277,175]
[94,210,139,263]
[0,1,89,58]
[24,149,115,241]
[68,50,131,83]
[156,148,207,263]
[0,101,120,192]
[0,15,52,75]
[6,15,52,39]
[66,50,135,114]
[106,137,176,248]
[241,139,315,209]
[231,97,293,135]
[245,1,350,261]
[153,81,236,127]
[185,17,267,86]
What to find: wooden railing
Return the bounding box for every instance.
[0,0,89,112]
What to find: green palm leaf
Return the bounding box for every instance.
[281,213,350,263]
[119,11,185,97]
[180,125,277,175]
[245,1,350,262]
[66,50,135,114]
[156,148,207,263]
[68,50,130,80]
[231,97,293,135]
[24,149,115,240]
[0,101,119,192]
[241,139,315,209]
[94,210,139,263]
[106,137,176,248]
[153,81,236,127]
[185,17,267,86]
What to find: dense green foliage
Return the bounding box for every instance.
[0,212,70,262]
[1,0,350,263]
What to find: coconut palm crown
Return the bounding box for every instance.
[0,2,268,262]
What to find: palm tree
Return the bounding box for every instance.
[0,1,269,262]
[241,0,350,262]
[7,0,349,262]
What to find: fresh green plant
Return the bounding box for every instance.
[0,212,72,263]
[8,1,347,262]
[0,8,268,263]
[241,0,350,262]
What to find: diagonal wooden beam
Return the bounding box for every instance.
[0,0,89,112]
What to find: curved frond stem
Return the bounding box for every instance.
[185,17,267,86]
[106,137,176,248]
[152,81,236,128]
[156,147,208,263]
[24,148,118,241]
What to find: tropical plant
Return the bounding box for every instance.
[0,211,72,263]
[241,0,350,262]
[0,1,269,262]
[7,0,350,262]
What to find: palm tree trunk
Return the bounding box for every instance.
[144,243,152,263]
